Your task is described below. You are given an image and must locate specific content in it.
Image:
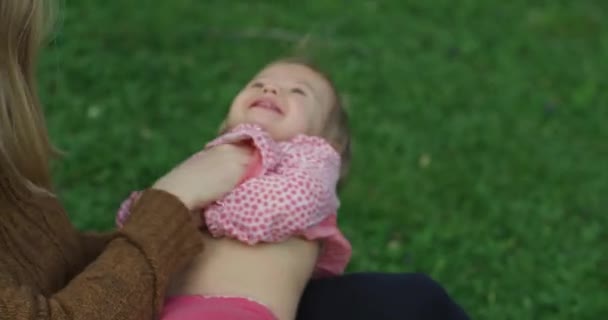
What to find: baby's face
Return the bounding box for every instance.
[225,63,334,141]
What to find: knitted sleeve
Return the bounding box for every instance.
[0,189,203,320]
[78,230,115,263]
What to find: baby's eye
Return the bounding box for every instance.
[250,82,264,88]
[291,87,306,95]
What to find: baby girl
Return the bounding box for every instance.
[116,57,352,320]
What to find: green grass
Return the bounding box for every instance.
[40,1,607,319]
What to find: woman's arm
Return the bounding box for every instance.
[0,143,252,320]
[0,189,203,320]
[79,230,115,263]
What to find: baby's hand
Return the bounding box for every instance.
[115,191,141,228]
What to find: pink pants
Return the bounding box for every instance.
[161,295,277,320]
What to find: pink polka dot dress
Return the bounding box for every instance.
[116,124,352,277]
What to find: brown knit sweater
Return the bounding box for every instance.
[0,178,203,319]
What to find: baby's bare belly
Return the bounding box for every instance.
[167,232,319,320]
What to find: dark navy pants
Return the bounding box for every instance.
[297,273,470,320]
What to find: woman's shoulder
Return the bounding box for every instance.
[0,180,85,294]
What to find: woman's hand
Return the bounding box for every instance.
[152,143,253,210]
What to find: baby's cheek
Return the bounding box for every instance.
[291,107,316,134]
[277,120,307,140]
[229,94,249,114]
[225,106,246,128]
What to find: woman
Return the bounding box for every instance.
[1,1,252,319]
[0,1,469,319]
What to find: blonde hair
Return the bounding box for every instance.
[0,0,56,194]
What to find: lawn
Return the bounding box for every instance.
[40,1,607,319]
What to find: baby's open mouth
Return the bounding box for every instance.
[249,98,283,114]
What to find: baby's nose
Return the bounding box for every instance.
[263,84,278,95]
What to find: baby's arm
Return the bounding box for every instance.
[205,138,341,244]
[115,124,279,227]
